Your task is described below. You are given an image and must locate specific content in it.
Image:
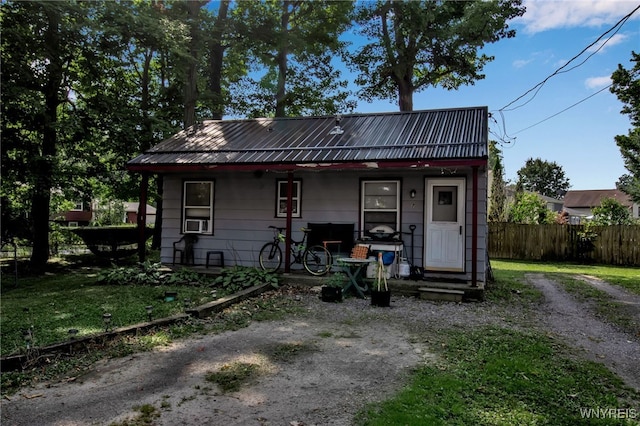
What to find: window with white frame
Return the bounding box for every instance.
[361,180,400,233]
[183,181,214,234]
[276,179,301,218]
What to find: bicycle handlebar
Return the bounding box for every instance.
[268,226,312,233]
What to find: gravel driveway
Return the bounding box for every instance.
[2,276,639,426]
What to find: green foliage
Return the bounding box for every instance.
[165,267,212,286]
[97,261,164,286]
[590,197,634,225]
[91,200,126,226]
[488,140,508,222]
[516,157,571,198]
[324,272,347,288]
[610,51,640,203]
[347,0,525,110]
[213,266,279,293]
[97,262,214,287]
[231,0,355,117]
[508,192,555,224]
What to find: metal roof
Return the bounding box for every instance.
[127,107,488,172]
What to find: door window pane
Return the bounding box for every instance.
[432,186,457,222]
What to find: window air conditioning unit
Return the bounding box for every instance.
[185,219,208,233]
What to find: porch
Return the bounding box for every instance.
[177,265,485,302]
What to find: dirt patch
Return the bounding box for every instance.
[526,273,640,391]
[1,278,639,425]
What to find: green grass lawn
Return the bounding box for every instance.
[490,259,640,295]
[0,270,215,357]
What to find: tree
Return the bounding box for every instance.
[347,0,525,111]
[610,51,640,203]
[488,141,507,221]
[1,1,108,271]
[232,0,355,117]
[590,197,634,225]
[516,158,570,199]
[508,192,555,224]
[0,1,188,269]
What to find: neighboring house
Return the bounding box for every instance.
[124,202,156,225]
[52,201,92,227]
[127,107,490,286]
[538,194,564,213]
[563,189,639,223]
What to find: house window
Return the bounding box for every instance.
[276,179,301,218]
[361,180,400,233]
[72,201,84,211]
[183,181,214,234]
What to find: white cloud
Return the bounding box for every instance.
[584,75,611,89]
[513,58,533,68]
[516,0,640,34]
[586,33,629,53]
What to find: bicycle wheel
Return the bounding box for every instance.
[259,243,282,272]
[303,245,332,276]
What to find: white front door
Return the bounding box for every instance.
[424,178,465,271]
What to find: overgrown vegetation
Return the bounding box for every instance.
[205,362,263,393]
[264,341,318,363]
[213,266,279,293]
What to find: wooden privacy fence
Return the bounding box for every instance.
[488,223,640,266]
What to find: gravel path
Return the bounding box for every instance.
[525,273,640,391]
[2,276,639,426]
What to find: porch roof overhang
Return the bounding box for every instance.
[127,107,489,174]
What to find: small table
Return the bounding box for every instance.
[336,257,375,298]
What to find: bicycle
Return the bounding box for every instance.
[259,226,332,276]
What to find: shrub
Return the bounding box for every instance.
[213,266,279,294]
[96,261,164,286]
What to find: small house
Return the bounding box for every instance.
[127,107,489,286]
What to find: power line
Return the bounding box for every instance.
[499,3,640,113]
[511,84,612,135]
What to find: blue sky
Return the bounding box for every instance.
[348,0,640,191]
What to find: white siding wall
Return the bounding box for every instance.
[161,166,488,283]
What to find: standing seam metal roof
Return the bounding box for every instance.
[127,106,488,168]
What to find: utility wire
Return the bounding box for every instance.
[511,83,612,135]
[499,3,640,113]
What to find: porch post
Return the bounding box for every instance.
[284,171,294,272]
[471,166,478,287]
[137,173,149,262]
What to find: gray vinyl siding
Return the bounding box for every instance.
[160,166,487,282]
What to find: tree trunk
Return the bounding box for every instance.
[30,7,63,273]
[152,175,163,250]
[275,1,291,118]
[183,1,205,129]
[397,74,413,112]
[208,0,229,120]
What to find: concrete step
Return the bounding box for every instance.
[418,287,465,302]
